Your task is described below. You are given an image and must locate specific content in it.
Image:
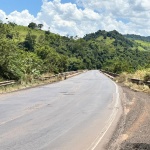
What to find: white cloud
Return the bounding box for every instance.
[0,10,7,22]
[0,9,35,26]
[76,0,150,35]
[0,0,150,37]
[36,0,103,36]
[8,10,35,26]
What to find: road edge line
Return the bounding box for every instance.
[87,81,120,150]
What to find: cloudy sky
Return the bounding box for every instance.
[0,0,150,37]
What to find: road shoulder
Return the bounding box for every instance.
[107,84,150,150]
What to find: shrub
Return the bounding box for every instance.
[144,73,150,82]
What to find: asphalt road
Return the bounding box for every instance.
[0,70,121,150]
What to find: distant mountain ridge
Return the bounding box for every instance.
[124,34,150,42]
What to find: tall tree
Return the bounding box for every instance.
[28,22,37,29]
[38,24,43,30]
[23,32,37,51]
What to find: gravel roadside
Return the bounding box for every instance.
[108,84,150,150]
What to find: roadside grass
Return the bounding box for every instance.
[0,71,82,94]
[0,77,61,94]
[132,68,150,80]
[0,72,63,94]
[124,81,150,93]
[116,69,150,93]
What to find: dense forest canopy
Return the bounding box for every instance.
[0,22,150,81]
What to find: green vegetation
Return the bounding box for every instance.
[83,30,150,73]
[0,22,150,82]
[134,40,150,51]
[124,34,150,42]
[124,34,150,51]
[116,68,150,93]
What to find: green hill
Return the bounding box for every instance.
[0,22,150,81]
[124,34,150,42]
[124,34,150,51]
[84,30,133,48]
[133,40,150,51]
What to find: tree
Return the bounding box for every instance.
[0,39,23,80]
[28,22,37,29]
[8,22,17,28]
[23,32,37,51]
[68,58,84,71]
[38,24,43,30]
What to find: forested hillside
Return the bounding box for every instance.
[0,22,150,82]
[124,34,150,51]
[83,30,150,72]
[124,34,150,42]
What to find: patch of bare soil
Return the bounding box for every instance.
[108,84,150,150]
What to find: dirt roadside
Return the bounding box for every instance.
[107,84,150,150]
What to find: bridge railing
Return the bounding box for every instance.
[0,80,16,87]
[0,70,85,88]
[100,70,150,88]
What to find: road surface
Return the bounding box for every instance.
[0,70,121,150]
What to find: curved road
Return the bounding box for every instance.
[0,70,121,150]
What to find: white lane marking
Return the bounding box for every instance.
[87,81,120,150]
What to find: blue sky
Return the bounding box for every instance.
[0,0,150,37]
[0,0,76,16]
[61,0,76,4]
[0,0,42,16]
